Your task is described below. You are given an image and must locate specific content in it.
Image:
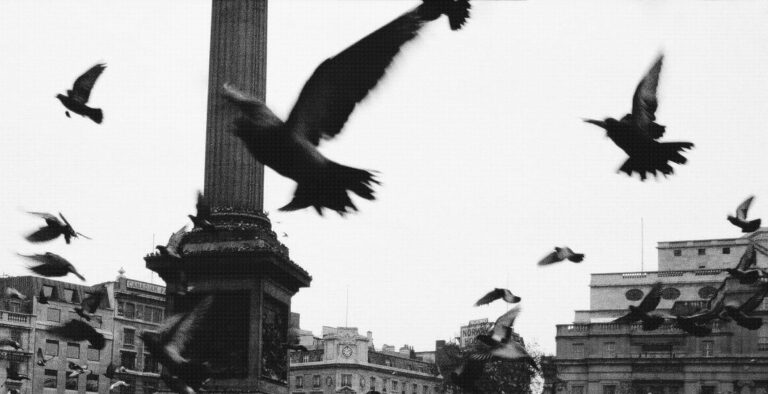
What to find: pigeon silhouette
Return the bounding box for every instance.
[25,211,90,244]
[68,362,91,378]
[4,287,25,300]
[19,252,85,281]
[188,192,214,231]
[56,63,106,124]
[725,244,761,284]
[103,363,126,380]
[537,247,584,266]
[49,319,106,349]
[612,282,665,330]
[474,288,521,306]
[156,225,187,259]
[728,196,761,233]
[222,0,471,216]
[76,286,107,321]
[36,348,54,366]
[0,338,21,351]
[584,54,693,180]
[471,306,537,369]
[719,283,768,330]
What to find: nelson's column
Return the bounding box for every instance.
[145,1,312,393]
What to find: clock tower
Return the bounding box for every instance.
[321,327,371,363]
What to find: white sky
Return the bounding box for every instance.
[2,0,768,356]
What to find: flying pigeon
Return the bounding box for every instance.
[728,196,761,233]
[49,319,106,349]
[38,288,49,304]
[719,283,768,330]
[4,287,25,300]
[222,0,471,216]
[19,252,85,281]
[470,306,537,369]
[76,287,107,321]
[56,63,106,124]
[584,54,694,180]
[103,363,127,380]
[156,225,187,259]
[5,366,30,381]
[537,247,584,266]
[109,381,129,391]
[68,362,91,378]
[474,288,521,306]
[36,348,54,366]
[25,211,90,244]
[0,338,22,351]
[188,192,214,231]
[612,282,665,330]
[725,244,761,284]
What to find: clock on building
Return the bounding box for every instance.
[342,345,353,358]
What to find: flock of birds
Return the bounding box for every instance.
[4,0,761,392]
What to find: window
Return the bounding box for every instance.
[758,323,768,350]
[44,369,57,388]
[371,377,377,390]
[136,304,144,321]
[66,372,79,390]
[120,351,136,369]
[392,380,398,391]
[302,354,309,363]
[63,289,74,303]
[67,342,80,359]
[123,328,135,346]
[87,346,100,361]
[42,285,54,298]
[603,385,616,394]
[117,301,124,316]
[698,248,706,255]
[673,249,681,256]
[124,303,135,319]
[702,340,714,357]
[603,342,615,357]
[572,343,585,358]
[701,387,715,394]
[383,378,388,392]
[143,353,159,373]
[572,386,585,394]
[423,385,429,394]
[47,308,60,322]
[86,374,99,392]
[295,376,303,388]
[413,383,418,393]
[385,359,392,366]
[10,329,21,343]
[722,247,730,254]
[9,301,21,312]
[153,307,163,323]
[313,375,321,387]
[342,374,352,387]
[45,340,59,356]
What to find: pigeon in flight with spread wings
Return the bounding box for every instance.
[56,63,106,124]
[76,286,107,321]
[4,287,25,300]
[25,211,90,244]
[728,196,761,233]
[49,319,106,349]
[537,247,584,266]
[725,243,762,284]
[474,288,521,306]
[188,192,214,231]
[720,283,768,330]
[36,348,54,366]
[470,306,537,369]
[612,282,665,330]
[222,0,471,216]
[156,225,187,260]
[0,338,22,351]
[19,252,85,281]
[584,54,694,180]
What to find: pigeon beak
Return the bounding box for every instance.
[582,118,607,129]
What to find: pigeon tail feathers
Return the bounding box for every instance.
[280,162,379,216]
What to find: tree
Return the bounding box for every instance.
[436,339,542,394]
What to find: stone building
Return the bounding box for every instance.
[288,326,442,394]
[545,230,768,394]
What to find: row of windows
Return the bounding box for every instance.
[119,349,159,373]
[44,369,99,392]
[45,307,103,328]
[117,301,163,323]
[672,247,730,256]
[570,340,720,357]
[294,374,434,393]
[44,339,100,361]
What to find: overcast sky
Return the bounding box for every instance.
[2,0,768,355]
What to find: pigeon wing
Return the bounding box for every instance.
[104,363,116,379]
[82,287,107,313]
[631,54,664,139]
[221,83,284,128]
[537,250,560,266]
[638,282,664,313]
[735,244,757,271]
[738,284,768,314]
[196,192,211,220]
[27,211,62,226]
[285,6,426,146]
[490,306,520,342]
[474,289,504,306]
[25,227,62,243]
[166,225,188,253]
[736,196,754,220]
[612,312,639,325]
[71,63,106,104]
[166,296,214,359]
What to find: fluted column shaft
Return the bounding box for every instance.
[204,0,267,212]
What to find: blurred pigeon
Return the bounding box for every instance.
[188,192,214,231]
[49,319,106,349]
[25,212,90,244]
[474,288,521,306]
[286,327,308,352]
[141,295,214,370]
[19,252,85,281]
[38,288,49,304]
[537,247,584,266]
[612,282,665,330]
[56,63,106,124]
[103,363,126,380]
[720,283,768,330]
[728,196,761,233]
[156,225,187,259]
[584,54,694,180]
[76,287,107,321]
[109,381,129,391]
[0,338,21,351]
[5,366,29,381]
[68,362,91,378]
[222,0,471,216]
[450,359,485,392]
[725,244,760,284]
[675,317,712,337]
[36,348,54,366]
[471,306,537,369]
[4,287,25,300]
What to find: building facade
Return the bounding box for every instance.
[0,272,166,394]
[288,326,442,394]
[545,230,768,394]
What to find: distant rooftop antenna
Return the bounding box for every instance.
[345,286,349,327]
[151,233,155,284]
[641,217,644,272]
